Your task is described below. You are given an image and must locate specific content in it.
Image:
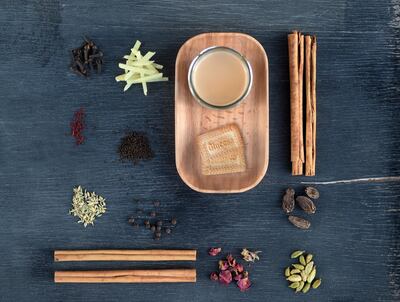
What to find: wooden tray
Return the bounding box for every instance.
[175,32,269,193]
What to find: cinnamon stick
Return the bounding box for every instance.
[288,31,304,175]
[54,269,197,283]
[54,250,197,262]
[305,36,317,176]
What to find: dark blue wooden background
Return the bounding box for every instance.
[0,0,399,301]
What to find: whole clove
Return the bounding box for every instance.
[70,36,103,77]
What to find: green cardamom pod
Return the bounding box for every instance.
[289,282,299,289]
[312,279,321,289]
[307,267,317,283]
[301,270,308,282]
[302,282,311,293]
[306,254,313,263]
[285,267,291,277]
[292,264,305,270]
[295,281,305,292]
[290,250,305,258]
[304,261,314,275]
[290,269,301,274]
[299,255,306,265]
[286,275,302,282]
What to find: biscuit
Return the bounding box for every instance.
[197,124,246,175]
[197,124,244,162]
[202,150,246,175]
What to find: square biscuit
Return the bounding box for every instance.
[197,124,244,163]
[201,149,246,175]
[197,124,246,175]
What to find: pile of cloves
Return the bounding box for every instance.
[70,36,103,77]
[281,187,319,229]
[128,200,178,240]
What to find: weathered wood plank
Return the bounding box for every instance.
[0,0,398,301]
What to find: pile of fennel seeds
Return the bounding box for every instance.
[69,186,106,227]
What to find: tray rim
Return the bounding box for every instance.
[175,32,269,193]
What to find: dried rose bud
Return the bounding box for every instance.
[208,247,222,256]
[219,270,232,285]
[210,272,219,281]
[237,276,251,292]
[235,263,244,273]
[234,273,243,281]
[219,260,229,271]
[226,254,236,267]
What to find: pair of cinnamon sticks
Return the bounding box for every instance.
[54,249,197,283]
[288,31,317,176]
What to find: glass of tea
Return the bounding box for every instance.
[188,46,253,110]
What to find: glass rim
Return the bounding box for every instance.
[188,46,253,110]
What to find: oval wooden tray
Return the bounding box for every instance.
[175,32,269,193]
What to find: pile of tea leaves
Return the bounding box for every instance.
[118,131,154,165]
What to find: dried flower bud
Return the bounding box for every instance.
[208,247,222,256]
[227,254,236,267]
[241,248,261,262]
[210,272,219,281]
[219,270,232,285]
[237,276,251,292]
[219,260,229,271]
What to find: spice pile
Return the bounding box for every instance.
[209,248,260,292]
[282,186,319,229]
[285,250,322,293]
[118,131,154,165]
[70,37,104,77]
[70,108,85,145]
[128,200,177,240]
[69,186,107,227]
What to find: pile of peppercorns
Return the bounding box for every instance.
[128,200,178,240]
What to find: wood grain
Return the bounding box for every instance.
[0,0,399,301]
[175,32,269,193]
